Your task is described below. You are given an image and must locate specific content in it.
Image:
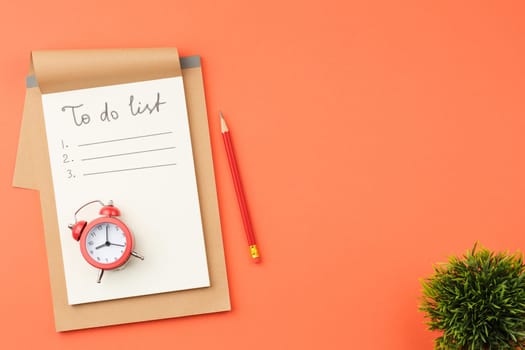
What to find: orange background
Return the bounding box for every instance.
[1,1,525,348]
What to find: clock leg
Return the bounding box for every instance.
[97,269,104,283]
[131,251,144,260]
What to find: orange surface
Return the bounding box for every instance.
[1,1,525,348]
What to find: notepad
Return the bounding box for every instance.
[41,77,210,305]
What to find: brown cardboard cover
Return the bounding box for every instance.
[12,49,230,331]
[32,48,182,93]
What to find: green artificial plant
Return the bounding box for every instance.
[420,243,525,349]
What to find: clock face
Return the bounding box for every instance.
[84,222,129,266]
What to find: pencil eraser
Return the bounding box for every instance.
[253,256,262,264]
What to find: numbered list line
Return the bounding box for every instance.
[81,146,176,161]
[83,163,177,176]
[78,131,173,147]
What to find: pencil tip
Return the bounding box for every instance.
[220,111,228,132]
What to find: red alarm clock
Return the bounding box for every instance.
[68,200,144,283]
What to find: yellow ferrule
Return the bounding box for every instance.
[249,245,260,259]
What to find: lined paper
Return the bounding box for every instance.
[41,77,210,305]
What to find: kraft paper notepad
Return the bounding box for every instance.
[13,49,230,330]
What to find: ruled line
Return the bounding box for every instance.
[78,132,173,147]
[83,163,176,176]
[81,146,176,161]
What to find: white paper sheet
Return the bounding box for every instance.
[41,77,210,305]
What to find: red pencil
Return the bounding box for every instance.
[220,112,261,263]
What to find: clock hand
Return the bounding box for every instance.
[95,242,107,249]
[106,225,109,242]
[109,243,126,247]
